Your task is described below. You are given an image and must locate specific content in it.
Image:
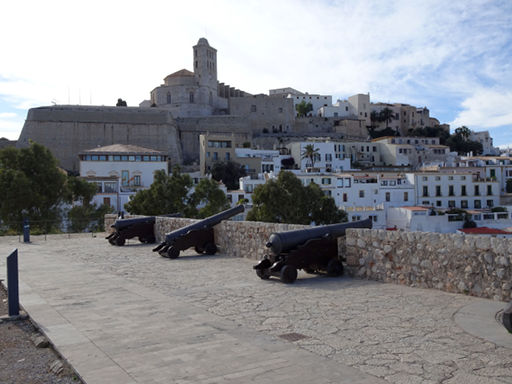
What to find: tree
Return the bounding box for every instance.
[446,126,483,155]
[124,168,195,216]
[116,98,127,107]
[0,142,67,232]
[65,177,112,232]
[295,101,313,117]
[124,167,229,219]
[379,108,395,130]
[191,178,229,218]
[301,144,320,168]
[246,171,346,225]
[210,161,246,190]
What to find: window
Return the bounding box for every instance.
[104,182,117,193]
[225,152,230,161]
[487,185,492,195]
[448,200,455,208]
[213,152,218,161]
[121,170,129,186]
[103,197,111,206]
[474,200,481,208]
[91,155,99,161]
[461,200,468,208]
[422,176,428,181]
[133,175,141,186]
[386,192,390,202]
[435,176,440,181]
[461,185,467,196]
[343,193,348,202]
[404,192,408,201]
[422,186,428,197]
[167,92,171,104]
[435,185,441,196]
[325,153,332,162]
[449,185,454,196]
[436,200,442,207]
[461,176,466,180]
[189,92,194,103]
[448,176,454,180]
[359,190,365,198]
[344,178,351,187]
[251,105,257,112]
[373,146,377,152]
[487,199,494,207]
[135,155,141,161]
[129,155,135,161]
[474,185,480,196]
[321,178,331,185]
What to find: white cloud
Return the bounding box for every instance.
[450,90,512,129]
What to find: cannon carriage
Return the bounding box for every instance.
[106,213,180,246]
[253,218,372,283]
[153,205,244,259]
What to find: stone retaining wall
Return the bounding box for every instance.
[105,214,511,301]
[345,228,512,302]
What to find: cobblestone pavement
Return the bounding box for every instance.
[1,235,511,383]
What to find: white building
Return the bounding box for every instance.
[407,170,500,210]
[388,206,512,233]
[79,144,168,212]
[469,131,499,155]
[286,141,352,172]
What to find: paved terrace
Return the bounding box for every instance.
[0,235,511,384]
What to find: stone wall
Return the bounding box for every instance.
[105,214,511,301]
[345,228,512,302]
[18,106,182,172]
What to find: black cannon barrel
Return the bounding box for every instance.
[266,218,372,255]
[164,205,244,243]
[112,216,155,230]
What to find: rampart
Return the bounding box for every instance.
[18,106,182,172]
[105,214,511,302]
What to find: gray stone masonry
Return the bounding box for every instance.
[345,228,512,302]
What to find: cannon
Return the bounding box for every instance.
[153,205,244,259]
[106,213,181,246]
[253,218,372,283]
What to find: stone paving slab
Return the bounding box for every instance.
[1,235,512,384]
[0,236,384,384]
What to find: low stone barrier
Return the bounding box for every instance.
[345,228,512,302]
[105,214,511,301]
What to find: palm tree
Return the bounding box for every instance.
[301,144,320,168]
[379,107,394,129]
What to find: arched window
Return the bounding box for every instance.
[166,92,171,104]
[209,91,213,106]
[189,92,194,103]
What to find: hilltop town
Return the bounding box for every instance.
[11,38,512,235]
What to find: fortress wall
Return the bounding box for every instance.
[345,228,512,302]
[17,106,182,172]
[105,213,511,301]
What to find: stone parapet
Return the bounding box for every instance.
[104,214,511,301]
[345,228,512,302]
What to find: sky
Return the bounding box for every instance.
[1,0,511,147]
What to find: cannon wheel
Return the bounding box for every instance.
[280,265,297,284]
[115,237,126,246]
[326,259,344,277]
[166,246,180,259]
[108,237,116,245]
[204,243,217,255]
[194,245,204,254]
[256,268,271,280]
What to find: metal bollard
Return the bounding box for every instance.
[7,249,20,317]
[23,218,30,243]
